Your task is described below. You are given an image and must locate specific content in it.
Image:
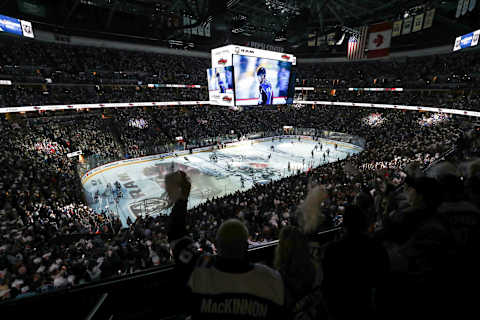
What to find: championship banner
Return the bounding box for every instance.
[462,0,470,16]
[327,32,336,46]
[469,0,477,11]
[412,14,424,33]
[456,0,464,18]
[183,15,191,35]
[316,35,326,46]
[402,16,413,35]
[308,33,316,47]
[392,20,402,37]
[423,8,435,29]
[367,22,392,59]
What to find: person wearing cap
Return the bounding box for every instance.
[166,171,284,319]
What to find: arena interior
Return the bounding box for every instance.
[0,1,480,319]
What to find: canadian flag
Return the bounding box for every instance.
[367,22,393,58]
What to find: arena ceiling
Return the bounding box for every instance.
[2,0,480,56]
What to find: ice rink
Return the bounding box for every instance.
[82,137,362,226]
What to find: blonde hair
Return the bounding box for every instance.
[274,226,315,296]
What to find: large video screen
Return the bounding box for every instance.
[207,66,234,106]
[233,55,291,106]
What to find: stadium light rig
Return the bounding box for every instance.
[265,0,300,16]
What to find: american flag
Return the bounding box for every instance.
[347,26,368,60]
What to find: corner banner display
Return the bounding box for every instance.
[412,13,424,33]
[453,30,480,51]
[423,8,435,29]
[367,22,393,59]
[0,14,34,38]
[392,20,402,37]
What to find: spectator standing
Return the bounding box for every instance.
[167,171,285,319]
[322,205,389,320]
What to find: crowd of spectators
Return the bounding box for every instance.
[0,85,207,107]
[296,90,480,111]
[1,37,480,318]
[1,103,478,306]
[297,50,480,89]
[2,38,479,92]
[0,39,209,85]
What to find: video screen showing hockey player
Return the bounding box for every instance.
[207,66,234,106]
[233,55,291,106]
[206,66,234,94]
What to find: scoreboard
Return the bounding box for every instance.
[207,45,296,107]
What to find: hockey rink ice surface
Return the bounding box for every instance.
[82,137,363,226]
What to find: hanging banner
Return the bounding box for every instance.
[402,16,413,35]
[308,33,316,47]
[392,20,402,37]
[423,8,435,29]
[469,0,477,11]
[456,0,464,18]
[327,32,336,45]
[462,0,470,15]
[412,13,424,32]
